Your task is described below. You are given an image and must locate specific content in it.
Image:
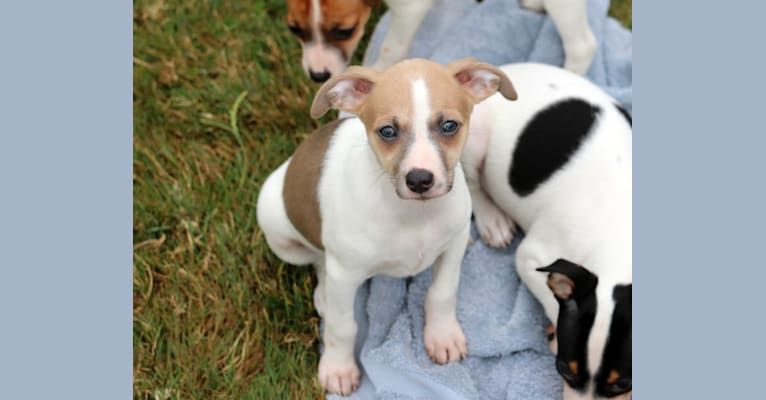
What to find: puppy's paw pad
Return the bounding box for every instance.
[424,320,468,364]
[318,354,360,396]
[474,206,515,248]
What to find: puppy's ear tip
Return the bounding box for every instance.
[309,106,327,119]
[310,90,332,119]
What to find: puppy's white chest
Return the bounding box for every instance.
[373,222,453,277]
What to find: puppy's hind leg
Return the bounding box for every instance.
[543,0,596,75]
[373,0,434,70]
[256,160,320,266]
[313,259,327,317]
[515,236,559,330]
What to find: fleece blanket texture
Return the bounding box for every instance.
[325,1,632,398]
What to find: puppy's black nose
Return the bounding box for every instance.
[405,169,434,194]
[309,69,331,82]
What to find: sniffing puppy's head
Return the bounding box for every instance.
[286,0,378,82]
[538,259,632,400]
[311,58,517,200]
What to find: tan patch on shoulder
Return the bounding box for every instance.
[283,119,344,250]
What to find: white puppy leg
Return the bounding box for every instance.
[520,0,545,12]
[313,259,327,318]
[317,253,364,396]
[462,110,516,248]
[515,237,558,326]
[373,0,434,70]
[543,0,596,75]
[423,223,470,364]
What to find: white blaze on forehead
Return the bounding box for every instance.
[310,0,322,44]
[302,0,345,76]
[400,78,443,178]
[412,79,430,137]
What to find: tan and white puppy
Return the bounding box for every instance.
[256,58,517,396]
[285,0,596,82]
[463,63,631,399]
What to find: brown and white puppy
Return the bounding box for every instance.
[256,58,517,395]
[285,0,379,82]
[285,0,597,83]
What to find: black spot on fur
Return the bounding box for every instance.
[509,98,601,196]
[615,103,632,126]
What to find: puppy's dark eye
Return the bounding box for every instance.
[329,26,355,40]
[288,24,305,37]
[377,125,398,141]
[440,120,459,135]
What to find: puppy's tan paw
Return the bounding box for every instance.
[318,352,360,396]
[424,319,468,364]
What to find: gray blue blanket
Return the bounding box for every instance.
[326,1,632,398]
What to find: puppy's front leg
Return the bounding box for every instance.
[423,223,470,364]
[318,253,364,396]
[462,125,516,248]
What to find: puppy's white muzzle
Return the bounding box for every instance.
[302,42,347,82]
[396,168,451,200]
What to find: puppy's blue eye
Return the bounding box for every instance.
[440,120,459,135]
[377,125,398,141]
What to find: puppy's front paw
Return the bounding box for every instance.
[318,352,360,396]
[519,0,544,12]
[424,319,468,364]
[474,204,515,248]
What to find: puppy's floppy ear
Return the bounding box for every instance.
[537,259,598,302]
[447,57,518,102]
[310,66,379,118]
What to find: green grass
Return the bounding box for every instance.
[133,1,631,398]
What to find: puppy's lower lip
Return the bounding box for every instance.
[397,190,448,200]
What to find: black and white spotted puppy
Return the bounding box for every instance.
[463,62,632,399]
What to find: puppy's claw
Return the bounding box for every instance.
[318,352,360,396]
[474,204,515,248]
[424,319,468,365]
